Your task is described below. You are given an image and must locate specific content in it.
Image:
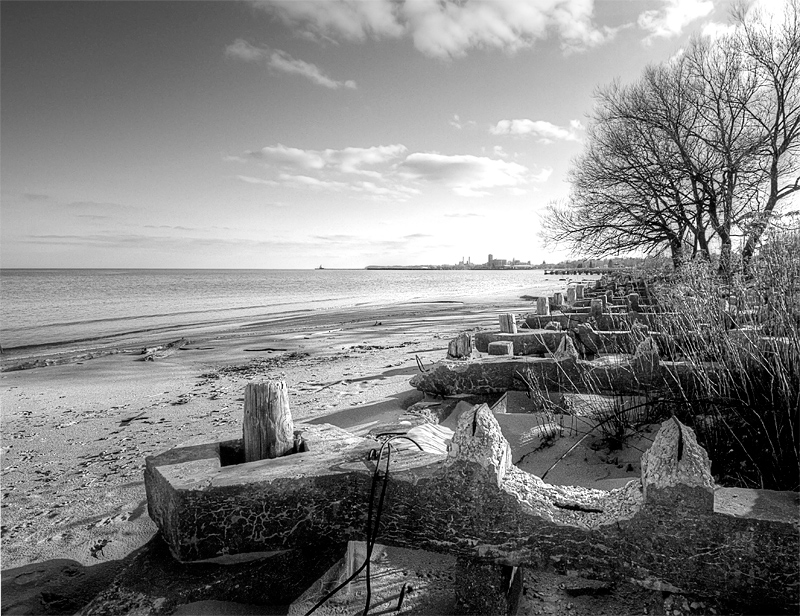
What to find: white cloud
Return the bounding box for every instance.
[278,173,350,191]
[637,0,714,43]
[236,175,279,186]
[252,0,614,59]
[490,118,583,143]
[252,0,404,42]
[225,39,356,89]
[245,144,327,170]
[243,143,408,176]
[399,152,543,197]
[449,114,477,130]
[492,145,509,159]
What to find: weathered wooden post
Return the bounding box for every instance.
[566,286,577,305]
[243,380,295,462]
[628,293,640,312]
[575,284,585,300]
[499,314,518,333]
[536,297,550,316]
[552,292,564,310]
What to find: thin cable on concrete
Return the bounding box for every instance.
[303,436,423,616]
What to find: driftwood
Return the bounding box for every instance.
[139,338,188,361]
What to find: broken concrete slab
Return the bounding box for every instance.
[474,330,567,355]
[409,355,717,396]
[144,409,798,612]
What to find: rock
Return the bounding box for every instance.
[573,323,600,354]
[445,404,512,487]
[544,321,563,331]
[640,418,714,512]
[632,336,660,384]
[553,336,579,362]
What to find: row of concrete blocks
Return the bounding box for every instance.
[141,406,799,613]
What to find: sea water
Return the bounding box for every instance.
[0,269,563,351]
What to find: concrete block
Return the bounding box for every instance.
[488,341,514,356]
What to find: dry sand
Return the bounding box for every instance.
[1,289,703,615]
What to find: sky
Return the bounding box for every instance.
[0,0,770,269]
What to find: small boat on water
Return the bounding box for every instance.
[316,265,324,270]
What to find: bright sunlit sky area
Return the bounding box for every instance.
[0,0,774,268]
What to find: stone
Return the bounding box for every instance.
[448,332,473,359]
[640,418,714,512]
[632,336,660,384]
[488,341,514,356]
[553,336,579,361]
[544,321,563,331]
[573,323,600,354]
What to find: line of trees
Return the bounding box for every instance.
[543,1,800,276]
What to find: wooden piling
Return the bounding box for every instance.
[566,287,577,305]
[575,284,585,300]
[536,297,550,316]
[499,314,518,333]
[243,380,295,462]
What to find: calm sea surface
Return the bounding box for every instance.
[0,269,558,350]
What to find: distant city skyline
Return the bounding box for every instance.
[1,0,774,269]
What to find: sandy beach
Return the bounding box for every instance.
[2,280,698,616]
[1,290,552,613]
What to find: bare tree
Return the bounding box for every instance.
[736,0,800,269]
[543,1,800,275]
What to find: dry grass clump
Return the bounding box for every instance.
[651,231,799,490]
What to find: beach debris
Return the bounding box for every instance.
[447,332,473,359]
[89,539,111,559]
[139,338,188,362]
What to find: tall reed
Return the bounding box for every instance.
[651,231,799,490]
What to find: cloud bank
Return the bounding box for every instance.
[230,143,549,198]
[251,0,616,58]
